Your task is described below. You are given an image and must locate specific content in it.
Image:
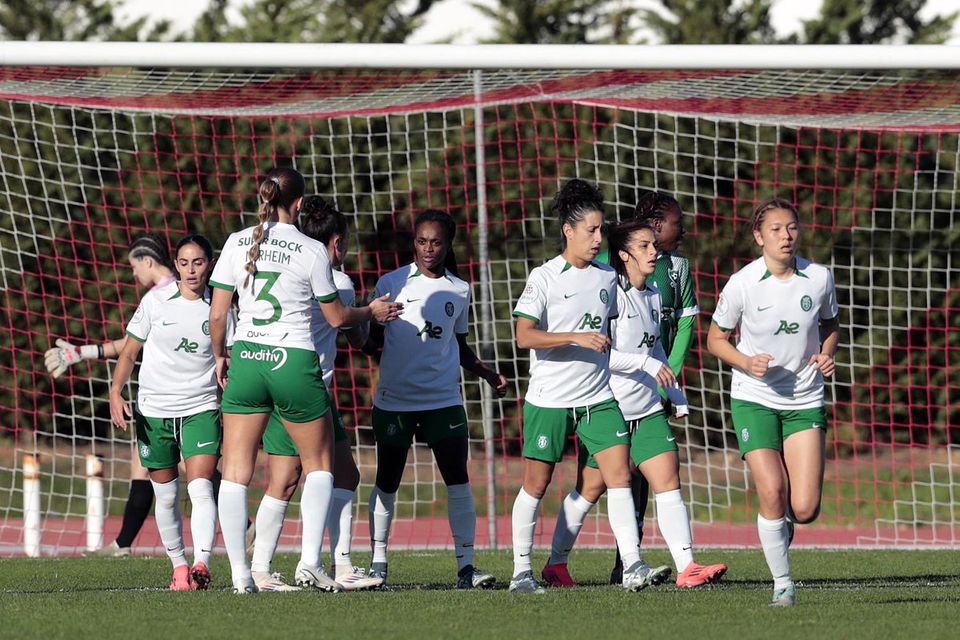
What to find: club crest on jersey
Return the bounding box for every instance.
[669,269,680,285]
[202,320,210,336]
[651,309,659,324]
[139,443,151,458]
[445,301,455,317]
[536,435,549,450]
[740,428,749,442]
[800,295,813,312]
[599,289,609,304]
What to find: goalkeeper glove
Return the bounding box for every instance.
[44,339,99,379]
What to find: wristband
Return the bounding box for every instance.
[98,344,104,359]
[79,344,100,360]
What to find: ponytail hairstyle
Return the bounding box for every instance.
[632,188,681,225]
[414,208,459,278]
[607,219,656,282]
[128,233,174,272]
[175,233,214,262]
[552,179,604,247]
[298,195,348,245]
[244,167,306,288]
[751,197,799,232]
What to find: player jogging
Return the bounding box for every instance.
[542,220,727,589]
[249,196,381,592]
[208,167,400,594]
[366,209,507,590]
[108,234,227,590]
[707,198,839,606]
[508,179,647,594]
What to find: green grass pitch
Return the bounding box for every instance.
[1,550,957,640]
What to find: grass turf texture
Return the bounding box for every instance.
[1,550,958,640]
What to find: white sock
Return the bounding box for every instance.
[446,483,476,572]
[218,480,251,580]
[299,470,334,569]
[251,494,288,574]
[186,478,216,567]
[655,489,694,572]
[327,488,355,570]
[511,487,541,576]
[549,490,595,565]
[607,487,641,569]
[151,478,187,568]
[757,514,793,590]
[368,486,396,566]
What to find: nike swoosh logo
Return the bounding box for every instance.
[196,441,216,448]
[405,298,421,303]
[449,423,465,430]
[563,293,577,299]
[667,437,676,442]
[519,553,530,557]
[162,321,177,326]
[682,545,692,551]
[616,431,629,437]
[627,313,640,318]
[757,305,774,312]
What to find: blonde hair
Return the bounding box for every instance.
[244,167,305,288]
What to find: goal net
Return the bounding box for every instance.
[1,62,957,555]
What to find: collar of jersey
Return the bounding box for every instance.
[167,285,213,304]
[409,264,453,281]
[759,259,808,281]
[560,260,602,273]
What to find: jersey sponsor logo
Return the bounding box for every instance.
[202,320,210,336]
[237,236,303,253]
[599,289,609,304]
[445,301,455,317]
[740,428,749,442]
[536,435,549,450]
[577,313,602,330]
[162,320,177,326]
[239,347,288,371]
[417,320,443,339]
[246,330,269,338]
[800,295,813,312]
[175,337,200,353]
[774,320,800,335]
[757,305,774,312]
[638,332,657,348]
[196,441,216,448]
[563,292,578,299]
[519,284,537,303]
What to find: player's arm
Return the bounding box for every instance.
[109,337,143,431]
[44,336,128,379]
[706,322,773,378]
[456,334,508,397]
[514,316,610,353]
[609,342,675,388]
[667,315,695,376]
[209,287,233,388]
[808,316,839,377]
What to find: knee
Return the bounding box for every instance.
[523,477,550,499]
[603,470,631,490]
[790,501,821,525]
[267,469,302,502]
[756,484,786,515]
[336,463,361,492]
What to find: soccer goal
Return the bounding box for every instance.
[0,43,956,556]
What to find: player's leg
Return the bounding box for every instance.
[782,409,827,525]
[89,447,152,557]
[543,452,601,587]
[179,409,220,590]
[368,406,414,586]
[609,473,649,585]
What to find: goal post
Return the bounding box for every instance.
[0,44,957,555]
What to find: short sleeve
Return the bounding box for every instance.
[606,279,619,320]
[712,278,743,332]
[820,269,839,320]
[677,256,699,318]
[338,279,356,307]
[126,297,153,343]
[311,246,338,303]
[513,269,547,323]
[224,308,237,348]
[209,237,237,292]
[455,288,470,335]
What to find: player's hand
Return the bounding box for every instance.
[369,293,403,323]
[484,371,509,398]
[44,339,90,378]
[808,353,835,377]
[744,353,774,377]
[215,356,229,389]
[652,364,676,389]
[572,332,610,353]
[109,389,132,431]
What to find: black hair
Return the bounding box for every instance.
[299,195,348,245]
[245,167,305,287]
[552,179,604,247]
[175,234,214,262]
[128,233,174,271]
[632,189,682,224]
[751,197,799,231]
[414,208,459,277]
[607,219,656,282]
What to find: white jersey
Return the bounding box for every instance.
[310,269,356,388]
[209,221,338,351]
[373,264,470,412]
[712,256,839,410]
[513,255,618,408]
[609,281,688,421]
[125,281,235,418]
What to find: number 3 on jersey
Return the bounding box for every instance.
[253,271,282,326]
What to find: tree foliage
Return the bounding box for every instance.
[0,0,172,41]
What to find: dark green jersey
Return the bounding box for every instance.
[648,251,698,355]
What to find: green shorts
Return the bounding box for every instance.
[522,398,628,464]
[731,399,827,456]
[135,408,220,470]
[372,405,468,448]
[583,410,677,469]
[222,341,331,423]
[263,401,348,457]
